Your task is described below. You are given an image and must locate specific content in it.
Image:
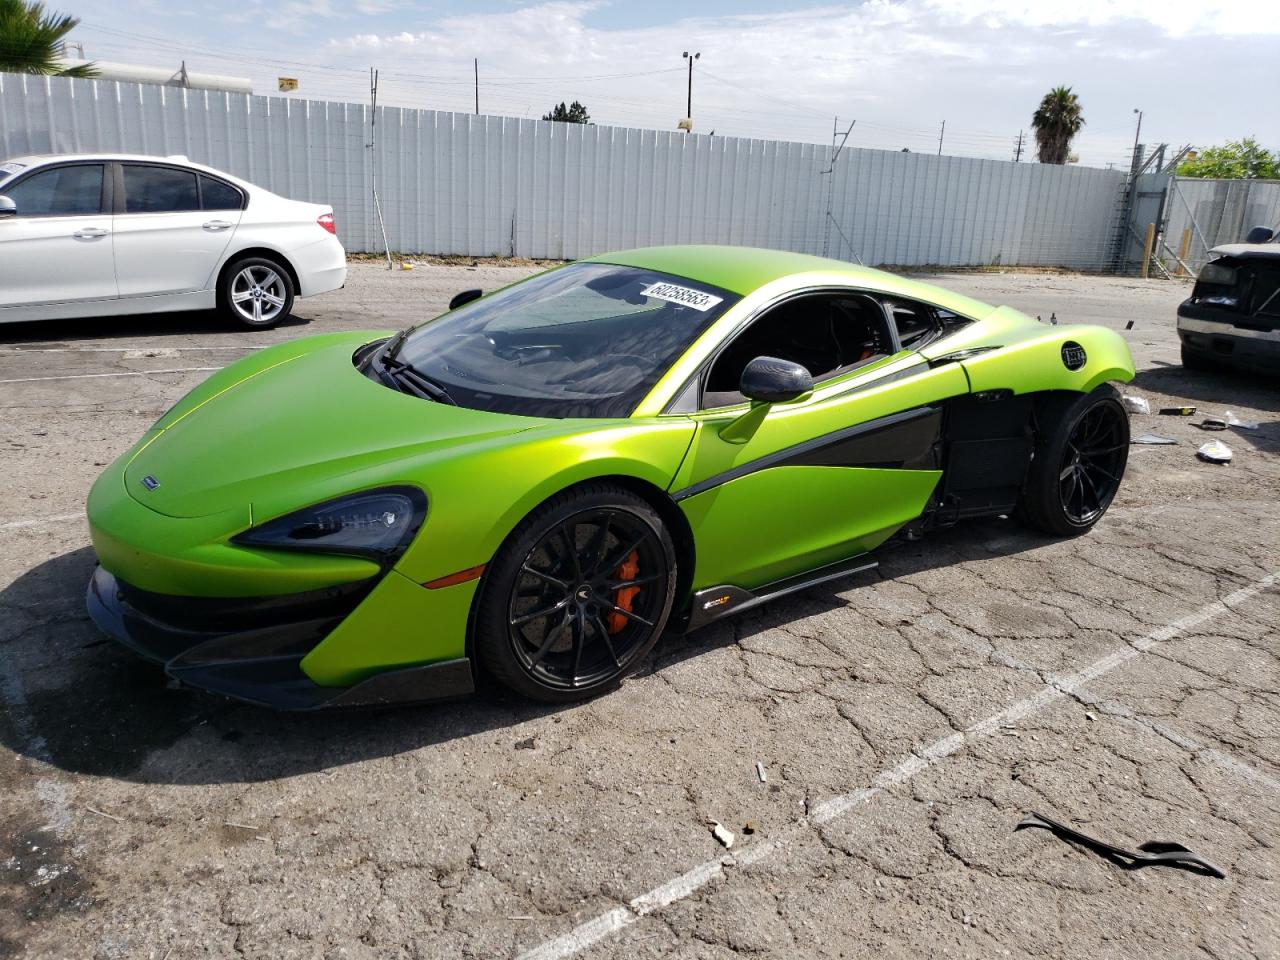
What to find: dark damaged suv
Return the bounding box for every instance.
[1178,225,1280,374]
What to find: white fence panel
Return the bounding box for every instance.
[1,72,1127,267]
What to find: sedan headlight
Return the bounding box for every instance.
[232,487,427,562]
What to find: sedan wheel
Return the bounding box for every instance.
[219,257,294,329]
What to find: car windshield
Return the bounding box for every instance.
[394,262,738,418]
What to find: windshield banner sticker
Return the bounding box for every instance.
[640,282,724,312]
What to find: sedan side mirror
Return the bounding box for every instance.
[0,196,15,219]
[449,288,483,310]
[1245,225,1274,244]
[740,356,813,404]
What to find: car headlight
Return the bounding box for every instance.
[232,487,427,562]
[1198,262,1237,286]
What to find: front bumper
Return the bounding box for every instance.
[1177,305,1280,373]
[87,566,474,710]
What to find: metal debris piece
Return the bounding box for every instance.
[1199,417,1227,431]
[1015,811,1226,879]
[1122,396,1150,415]
[743,821,757,835]
[1125,320,1135,330]
[1158,406,1196,416]
[1131,434,1177,445]
[710,821,735,848]
[1224,411,1259,430]
[1197,440,1233,464]
[755,762,768,783]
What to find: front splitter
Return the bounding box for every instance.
[86,565,475,710]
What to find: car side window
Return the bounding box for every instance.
[4,164,104,217]
[123,165,200,214]
[701,291,893,409]
[882,297,972,350]
[200,175,244,211]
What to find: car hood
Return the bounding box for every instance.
[124,334,545,520]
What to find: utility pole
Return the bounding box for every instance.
[474,58,479,115]
[682,51,700,124]
[1013,130,1024,162]
[937,120,945,156]
[367,67,392,270]
[1130,108,1143,173]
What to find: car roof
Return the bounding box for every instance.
[588,244,996,316]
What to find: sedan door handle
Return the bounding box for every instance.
[202,220,233,231]
[72,227,109,239]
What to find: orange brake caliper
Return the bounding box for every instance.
[607,551,640,635]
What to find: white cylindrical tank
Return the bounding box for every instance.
[56,59,253,95]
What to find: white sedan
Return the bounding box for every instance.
[0,154,346,329]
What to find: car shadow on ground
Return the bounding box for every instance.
[0,310,314,344]
[0,519,1048,787]
[1129,364,1278,453]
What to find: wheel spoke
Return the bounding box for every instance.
[585,513,613,576]
[252,298,262,322]
[570,612,586,684]
[510,598,569,627]
[599,532,648,575]
[528,612,571,667]
[591,613,622,669]
[559,525,583,582]
[232,289,253,303]
[262,292,285,307]
[520,564,567,591]
[606,603,653,628]
[602,573,661,590]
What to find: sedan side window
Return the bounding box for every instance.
[702,291,893,409]
[200,175,244,211]
[4,164,104,216]
[123,165,200,214]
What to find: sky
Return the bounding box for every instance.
[65,0,1280,169]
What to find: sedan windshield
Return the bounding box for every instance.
[394,263,738,418]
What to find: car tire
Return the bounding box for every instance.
[1015,384,1129,537]
[218,256,294,330]
[473,483,678,703]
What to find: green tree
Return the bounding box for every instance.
[0,0,95,77]
[541,100,590,124]
[1177,138,1279,180]
[1032,86,1084,165]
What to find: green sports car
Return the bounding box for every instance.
[86,246,1135,708]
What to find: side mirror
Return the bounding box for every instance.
[740,356,813,404]
[0,196,15,219]
[449,288,483,310]
[1245,225,1274,245]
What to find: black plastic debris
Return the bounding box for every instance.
[1158,406,1196,416]
[1015,811,1226,879]
[1199,417,1227,431]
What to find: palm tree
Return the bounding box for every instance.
[1032,86,1084,165]
[0,0,96,77]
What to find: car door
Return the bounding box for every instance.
[111,163,243,298]
[670,289,970,593]
[0,161,117,309]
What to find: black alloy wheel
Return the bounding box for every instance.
[1016,384,1130,536]
[475,485,677,702]
[1058,402,1128,525]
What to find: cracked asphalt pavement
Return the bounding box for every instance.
[1,264,1277,960]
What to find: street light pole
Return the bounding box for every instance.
[683,51,700,122]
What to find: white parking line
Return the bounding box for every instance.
[1,513,84,530]
[0,367,220,384]
[515,570,1279,960]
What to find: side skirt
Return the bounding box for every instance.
[680,554,879,633]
